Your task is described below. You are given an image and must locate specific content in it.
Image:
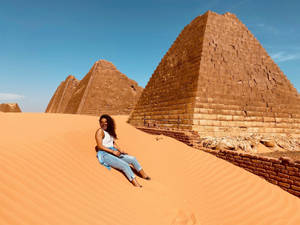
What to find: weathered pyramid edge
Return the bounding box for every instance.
[127,11,210,128]
[45,75,79,113]
[45,79,67,113]
[127,10,208,125]
[223,11,300,97]
[76,61,99,114]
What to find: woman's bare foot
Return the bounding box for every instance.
[139,169,151,180]
[131,178,142,187]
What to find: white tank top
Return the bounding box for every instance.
[102,129,114,148]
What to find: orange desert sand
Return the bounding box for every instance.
[1,113,300,225]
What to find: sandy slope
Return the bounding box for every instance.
[0,113,300,225]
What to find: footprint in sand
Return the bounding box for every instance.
[171,209,197,225]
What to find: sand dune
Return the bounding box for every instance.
[1,113,300,225]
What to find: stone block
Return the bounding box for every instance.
[291,185,300,192]
[287,189,300,197]
[278,182,291,189]
[278,172,290,179]
[263,117,276,123]
[217,114,233,121]
[194,113,218,120]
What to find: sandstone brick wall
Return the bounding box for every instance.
[128,13,209,130]
[192,12,300,137]
[137,126,300,198]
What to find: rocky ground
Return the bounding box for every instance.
[194,134,300,160]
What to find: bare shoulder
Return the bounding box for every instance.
[95,128,104,139]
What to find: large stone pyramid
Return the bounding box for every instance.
[46,60,143,115]
[128,11,300,137]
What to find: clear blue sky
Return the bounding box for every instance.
[0,0,299,112]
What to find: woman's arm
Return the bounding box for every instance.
[95,129,120,156]
[113,141,120,151]
[114,141,127,154]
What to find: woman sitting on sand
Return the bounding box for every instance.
[95,114,150,187]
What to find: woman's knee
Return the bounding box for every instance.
[126,155,137,162]
[131,156,137,161]
[118,161,131,171]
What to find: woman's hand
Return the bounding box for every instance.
[118,149,128,155]
[112,150,121,157]
[114,141,127,155]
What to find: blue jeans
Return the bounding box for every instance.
[97,147,142,181]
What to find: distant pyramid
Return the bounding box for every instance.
[128,11,300,137]
[46,60,143,115]
[45,75,79,113]
[0,103,22,112]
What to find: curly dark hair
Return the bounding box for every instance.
[99,114,117,139]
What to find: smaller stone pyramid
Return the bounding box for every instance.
[46,60,143,115]
[0,103,22,112]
